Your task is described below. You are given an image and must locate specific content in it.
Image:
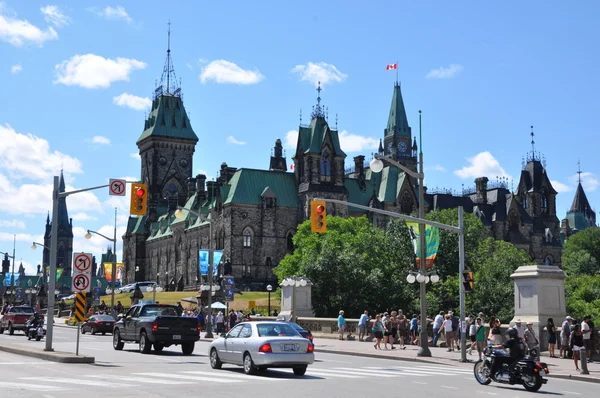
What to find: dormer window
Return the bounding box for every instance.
[541,193,548,209]
[243,228,253,248]
[320,151,331,179]
[522,196,528,209]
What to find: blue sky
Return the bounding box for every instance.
[1,1,598,276]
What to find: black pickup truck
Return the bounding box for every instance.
[112,304,200,355]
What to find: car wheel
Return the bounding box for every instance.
[81,326,86,334]
[36,336,42,341]
[102,332,106,336]
[181,342,195,356]
[0,325,5,334]
[154,343,164,353]
[91,327,96,335]
[139,332,152,354]
[293,366,307,376]
[243,353,257,375]
[210,348,222,369]
[112,329,124,350]
[8,323,14,335]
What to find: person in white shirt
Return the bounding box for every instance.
[432,311,445,347]
[582,316,593,362]
[443,314,454,352]
[358,310,369,342]
[560,316,573,359]
[513,319,525,339]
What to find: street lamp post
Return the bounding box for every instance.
[370,110,431,357]
[0,250,15,305]
[175,205,215,338]
[266,284,273,315]
[85,207,118,315]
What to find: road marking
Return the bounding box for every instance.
[182,370,283,381]
[365,367,454,376]
[315,359,353,364]
[332,367,404,377]
[133,372,242,384]
[154,357,181,362]
[21,377,136,388]
[82,347,103,351]
[87,375,195,385]
[476,392,498,396]
[316,368,396,378]
[0,381,69,391]
[561,392,582,396]
[440,385,458,390]
[0,362,47,365]
[305,370,364,378]
[413,381,427,385]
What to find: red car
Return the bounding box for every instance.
[81,315,115,335]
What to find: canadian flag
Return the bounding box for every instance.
[386,63,397,70]
[290,164,295,170]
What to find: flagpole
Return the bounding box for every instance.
[396,60,399,84]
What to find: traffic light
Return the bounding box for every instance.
[130,183,148,216]
[310,200,327,233]
[463,271,474,292]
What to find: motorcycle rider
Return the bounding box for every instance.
[26,312,43,338]
[489,327,525,380]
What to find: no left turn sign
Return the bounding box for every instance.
[109,179,126,196]
[73,253,92,273]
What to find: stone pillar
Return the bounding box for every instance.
[475,177,489,204]
[279,277,314,320]
[511,265,566,352]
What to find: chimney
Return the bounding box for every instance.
[475,177,489,204]
[187,177,196,198]
[206,181,217,200]
[353,155,365,179]
[196,174,206,199]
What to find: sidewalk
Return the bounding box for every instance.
[311,335,600,383]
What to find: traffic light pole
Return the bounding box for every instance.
[313,197,466,359]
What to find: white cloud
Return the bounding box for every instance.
[130,152,141,160]
[454,151,511,180]
[10,64,21,73]
[200,60,264,85]
[113,92,151,111]
[338,131,379,153]
[291,62,347,87]
[0,219,26,229]
[426,64,464,79]
[284,130,298,150]
[550,180,572,193]
[428,164,447,173]
[71,212,97,222]
[40,5,70,27]
[226,136,247,145]
[569,172,599,192]
[0,231,43,242]
[0,8,58,46]
[0,123,82,180]
[92,135,110,145]
[92,6,132,24]
[54,54,147,89]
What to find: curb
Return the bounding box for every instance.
[546,373,600,384]
[0,344,95,364]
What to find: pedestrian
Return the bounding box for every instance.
[397,310,407,347]
[337,310,346,340]
[513,319,525,339]
[409,314,418,345]
[443,314,454,351]
[468,316,477,355]
[547,318,557,358]
[372,314,384,350]
[432,311,444,347]
[570,324,584,371]
[524,321,539,360]
[582,315,593,363]
[560,316,572,359]
[358,310,369,342]
[475,317,487,360]
[489,318,502,344]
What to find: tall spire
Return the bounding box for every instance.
[527,125,540,162]
[155,20,181,98]
[385,82,410,138]
[577,158,582,184]
[57,170,70,230]
[311,81,325,119]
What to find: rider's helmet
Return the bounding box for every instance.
[507,327,519,339]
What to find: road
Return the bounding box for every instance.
[0,327,594,398]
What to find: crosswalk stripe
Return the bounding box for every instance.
[365,366,466,375]
[133,372,242,384]
[87,375,195,385]
[0,381,69,392]
[305,370,364,378]
[317,368,397,378]
[20,377,136,388]
[333,367,409,376]
[181,370,282,381]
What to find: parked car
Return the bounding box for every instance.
[286,321,314,345]
[112,303,199,355]
[81,314,116,335]
[0,306,35,335]
[209,321,314,376]
[119,281,157,293]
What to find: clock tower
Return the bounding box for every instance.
[383,82,417,172]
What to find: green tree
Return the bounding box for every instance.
[468,238,530,322]
[562,228,600,276]
[565,274,600,321]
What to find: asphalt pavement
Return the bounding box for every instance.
[0,327,596,398]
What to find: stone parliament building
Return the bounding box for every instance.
[113,43,595,292]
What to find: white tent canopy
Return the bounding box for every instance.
[205,301,227,309]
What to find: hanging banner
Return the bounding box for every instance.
[103,263,124,282]
[45,267,64,282]
[406,223,440,270]
[4,273,20,287]
[198,250,223,275]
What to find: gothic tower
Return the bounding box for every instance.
[293,82,348,220]
[383,82,417,172]
[269,139,287,172]
[136,24,199,221]
[43,171,74,276]
[563,161,596,234]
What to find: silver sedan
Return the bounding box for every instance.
[208,321,315,376]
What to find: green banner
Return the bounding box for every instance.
[45,267,64,281]
[406,222,440,270]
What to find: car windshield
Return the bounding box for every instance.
[11,307,34,314]
[95,315,115,321]
[139,305,179,317]
[257,323,301,337]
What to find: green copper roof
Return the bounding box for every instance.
[126,216,146,234]
[385,82,411,138]
[345,179,375,213]
[224,169,298,207]
[298,116,346,156]
[137,94,198,144]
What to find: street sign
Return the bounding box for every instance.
[224,276,234,286]
[226,288,235,297]
[73,273,91,293]
[73,253,92,273]
[109,178,126,196]
[73,293,86,322]
[224,296,233,302]
[248,300,256,308]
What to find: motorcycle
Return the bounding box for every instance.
[473,341,549,392]
[24,319,46,341]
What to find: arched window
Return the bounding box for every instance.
[400,192,412,215]
[541,193,548,209]
[286,232,294,253]
[57,245,65,267]
[320,151,331,176]
[545,255,553,265]
[522,195,528,209]
[243,228,253,248]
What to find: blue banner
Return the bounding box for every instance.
[4,273,20,287]
[198,250,224,276]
